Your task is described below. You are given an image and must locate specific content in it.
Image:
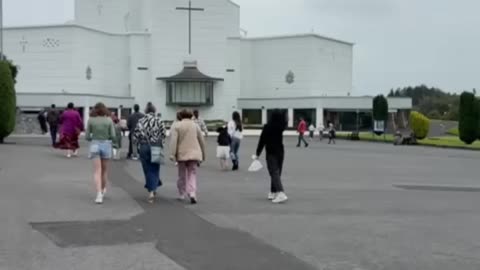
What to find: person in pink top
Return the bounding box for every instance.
[56,102,84,158]
[296,117,309,148]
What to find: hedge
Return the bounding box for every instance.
[409,111,430,140]
[0,61,16,143]
[458,92,479,145]
[373,95,389,121]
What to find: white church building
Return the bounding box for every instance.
[5,0,411,129]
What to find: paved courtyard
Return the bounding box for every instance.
[1,136,480,270]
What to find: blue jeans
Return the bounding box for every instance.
[230,137,241,165]
[139,144,162,192]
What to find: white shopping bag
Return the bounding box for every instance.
[248,159,263,172]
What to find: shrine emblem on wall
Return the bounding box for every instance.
[286,70,295,84]
[86,66,92,80]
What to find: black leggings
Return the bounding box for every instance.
[266,153,285,193]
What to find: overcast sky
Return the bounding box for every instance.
[4,0,480,95]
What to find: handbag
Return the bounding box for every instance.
[150,144,165,165]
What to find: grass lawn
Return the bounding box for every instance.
[336,132,395,142]
[419,136,480,149]
[337,132,480,150]
[446,127,459,136]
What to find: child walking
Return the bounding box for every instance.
[318,123,325,141]
[328,123,336,144]
[112,117,123,159]
[216,126,231,170]
[308,123,315,141]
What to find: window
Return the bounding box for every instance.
[242,109,262,125]
[167,82,214,106]
[293,108,316,127]
[267,109,288,123]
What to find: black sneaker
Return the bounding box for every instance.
[190,197,197,204]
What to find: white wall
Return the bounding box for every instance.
[4,25,130,101]
[240,35,353,99]
[311,37,353,97]
[147,0,241,121]
[75,0,130,33]
[128,34,152,108]
[4,26,75,94]
[17,93,135,109]
[70,28,130,98]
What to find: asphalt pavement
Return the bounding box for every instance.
[1,136,480,270]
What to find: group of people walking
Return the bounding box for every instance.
[43,102,290,205]
[296,117,337,147]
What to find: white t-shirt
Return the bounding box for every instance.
[227,120,243,140]
[309,125,315,132]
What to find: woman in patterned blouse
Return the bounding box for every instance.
[133,103,166,203]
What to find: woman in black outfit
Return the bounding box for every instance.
[254,109,288,204]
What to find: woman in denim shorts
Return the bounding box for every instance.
[85,103,117,204]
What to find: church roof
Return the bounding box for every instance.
[227,0,240,8]
[157,65,224,82]
[240,33,354,46]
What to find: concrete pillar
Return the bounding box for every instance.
[288,108,294,128]
[261,108,267,125]
[316,107,324,128]
[117,107,122,119]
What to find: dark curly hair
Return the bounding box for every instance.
[179,109,193,120]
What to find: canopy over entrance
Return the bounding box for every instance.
[157,61,224,82]
[157,61,223,106]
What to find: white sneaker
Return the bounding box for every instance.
[73,150,79,157]
[272,192,288,204]
[132,156,139,161]
[95,193,104,204]
[102,188,107,197]
[268,192,276,200]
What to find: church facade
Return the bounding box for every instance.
[5,0,411,129]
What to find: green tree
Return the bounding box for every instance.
[373,95,389,121]
[0,54,18,83]
[409,111,430,140]
[458,92,479,145]
[389,85,460,121]
[0,61,17,143]
[388,89,394,97]
[477,98,480,140]
[427,110,441,120]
